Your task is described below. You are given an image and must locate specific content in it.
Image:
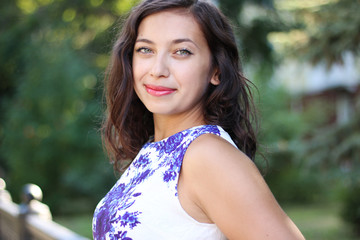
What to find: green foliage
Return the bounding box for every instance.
[342,175,360,236]
[1,38,115,213]
[300,0,360,65]
[290,107,360,232]
[248,65,325,203]
[219,0,287,64]
[0,0,128,213]
[265,148,325,204]
[274,0,360,66]
[264,103,360,204]
[298,111,360,170]
[250,53,360,204]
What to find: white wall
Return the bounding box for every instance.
[274,52,360,95]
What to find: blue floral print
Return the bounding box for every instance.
[133,153,151,169]
[120,211,141,228]
[113,231,131,240]
[93,125,221,240]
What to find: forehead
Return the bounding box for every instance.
[136,9,206,43]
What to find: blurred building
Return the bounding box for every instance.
[275,52,360,126]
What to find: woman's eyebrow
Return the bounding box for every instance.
[172,38,199,49]
[135,38,154,44]
[135,38,199,49]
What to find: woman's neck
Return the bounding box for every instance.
[153,113,206,142]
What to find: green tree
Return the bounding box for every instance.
[0,0,136,212]
[219,0,284,64]
[272,0,360,66]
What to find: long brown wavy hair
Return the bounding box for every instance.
[102,0,258,171]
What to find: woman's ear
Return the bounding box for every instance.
[210,69,220,85]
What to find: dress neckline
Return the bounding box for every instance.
[146,124,216,145]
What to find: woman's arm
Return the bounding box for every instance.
[181,134,305,240]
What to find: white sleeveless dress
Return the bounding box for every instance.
[93,125,235,240]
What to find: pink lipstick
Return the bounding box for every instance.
[145,84,176,96]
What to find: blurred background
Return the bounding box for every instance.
[0,0,359,239]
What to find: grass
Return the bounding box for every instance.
[284,203,358,240]
[54,203,359,239]
[54,214,93,239]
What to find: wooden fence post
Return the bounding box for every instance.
[0,178,21,240]
[0,178,89,240]
[19,183,52,239]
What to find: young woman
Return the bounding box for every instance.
[93,0,305,239]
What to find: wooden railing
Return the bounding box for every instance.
[0,178,89,240]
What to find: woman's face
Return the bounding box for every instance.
[132,9,219,121]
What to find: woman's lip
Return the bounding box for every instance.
[145,84,176,96]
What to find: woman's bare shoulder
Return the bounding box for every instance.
[182,133,305,240]
[184,133,257,176]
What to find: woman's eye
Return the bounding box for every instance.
[136,47,152,54]
[175,49,193,56]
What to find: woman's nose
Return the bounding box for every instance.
[149,54,170,78]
